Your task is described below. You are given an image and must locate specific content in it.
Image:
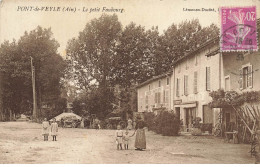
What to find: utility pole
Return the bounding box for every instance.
[31,57,37,121]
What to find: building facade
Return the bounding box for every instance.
[219,45,260,132]
[137,20,260,133]
[173,39,221,132]
[137,72,172,114]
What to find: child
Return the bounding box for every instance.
[123,130,131,150]
[50,118,58,141]
[42,118,49,141]
[115,125,123,150]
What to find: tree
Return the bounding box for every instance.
[114,23,152,87]
[163,19,219,62]
[66,14,122,118]
[66,14,122,89]
[0,26,66,120]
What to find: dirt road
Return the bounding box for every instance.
[0,121,255,164]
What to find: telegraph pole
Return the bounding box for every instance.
[31,57,37,121]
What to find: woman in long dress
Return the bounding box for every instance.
[134,120,146,151]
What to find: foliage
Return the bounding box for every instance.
[66,15,218,119]
[209,89,260,108]
[144,110,180,136]
[0,26,66,120]
[163,19,219,62]
[66,14,122,90]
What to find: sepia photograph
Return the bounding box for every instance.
[0,0,260,164]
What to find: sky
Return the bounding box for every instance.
[0,0,259,57]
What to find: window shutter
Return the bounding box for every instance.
[176,79,179,97]
[248,65,253,88]
[239,68,243,90]
[165,90,169,104]
[206,67,210,91]
[184,75,188,95]
[194,71,198,93]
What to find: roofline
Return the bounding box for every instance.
[136,71,173,89]
[173,36,219,66]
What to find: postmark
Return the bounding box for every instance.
[220,6,258,52]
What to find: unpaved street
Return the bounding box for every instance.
[0,122,255,164]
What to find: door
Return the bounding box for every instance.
[203,105,213,124]
[175,107,180,120]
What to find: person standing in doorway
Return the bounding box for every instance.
[50,118,58,141]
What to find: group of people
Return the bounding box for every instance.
[115,119,146,151]
[42,118,59,141]
[42,117,146,151]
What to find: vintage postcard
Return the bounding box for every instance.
[0,0,260,164]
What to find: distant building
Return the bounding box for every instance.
[136,71,172,114]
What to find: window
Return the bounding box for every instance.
[149,84,151,91]
[240,64,253,89]
[194,71,198,93]
[225,76,230,91]
[176,78,180,97]
[163,90,169,104]
[206,67,210,91]
[184,75,188,96]
[166,77,169,85]
[154,92,161,104]
[159,80,161,87]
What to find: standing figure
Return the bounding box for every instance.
[80,118,85,128]
[50,118,58,141]
[42,118,49,141]
[115,125,123,150]
[133,121,136,130]
[123,130,131,150]
[60,118,64,128]
[134,120,146,151]
[127,118,133,130]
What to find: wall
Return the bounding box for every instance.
[137,75,171,113]
[222,51,260,92]
[173,44,221,129]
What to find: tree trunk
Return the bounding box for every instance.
[9,109,12,121]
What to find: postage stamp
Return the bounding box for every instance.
[220,6,258,52]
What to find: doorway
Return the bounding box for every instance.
[184,108,196,132]
[203,105,213,124]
